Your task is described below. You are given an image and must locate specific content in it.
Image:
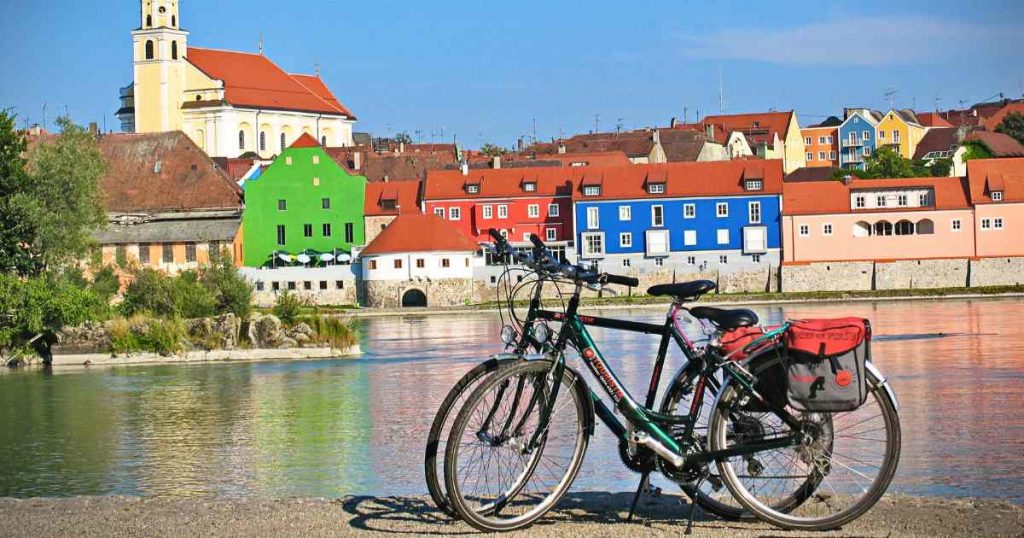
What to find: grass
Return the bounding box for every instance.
[296,315,360,350]
[107,316,186,356]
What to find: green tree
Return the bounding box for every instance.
[831,167,871,180]
[961,141,994,162]
[995,111,1024,145]
[0,110,39,275]
[864,146,916,178]
[479,143,507,157]
[0,272,106,359]
[394,132,413,145]
[928,158,953,177]
[198,254,254,319]
[25,117,108,271]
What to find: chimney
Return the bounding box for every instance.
[652,129,661,144]
[841,175,853,185]
[383,174,390,183]
[517,137,524,152]
[399,141,405,154]
[352,151,362,170]
[557,141,566,154]
[88,122,98,135]
[705,124,714,139]
[492,156,501,169]
[670,117,678,128]
[460,161,469,176]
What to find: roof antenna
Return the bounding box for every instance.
[884,88,898,110]
[258,33,264,55]
[314,63,321,77]
[718,64,725,113]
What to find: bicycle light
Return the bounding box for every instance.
[532,322,551,344]
[499,325,517,346]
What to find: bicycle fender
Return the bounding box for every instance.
[865,361,899,412]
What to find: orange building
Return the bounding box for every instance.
[800,123,839,169]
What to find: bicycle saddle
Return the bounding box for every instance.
[689,306,758,330]
[647,280,717,301]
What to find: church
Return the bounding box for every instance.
[116,1,356,159]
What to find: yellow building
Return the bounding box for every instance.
[116,1,356,159]
[876,110,925,159]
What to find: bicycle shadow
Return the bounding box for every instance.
[339,491,752,535]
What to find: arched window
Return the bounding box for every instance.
[145,40,155,60]
[280,133,287,151]
[238,130,246,150]
[321,135,327,146]
[873,221,893,236]
[171,41,178,60]
[917,219,935,235]
[895,220,915,236]
[853,221,872,237]
[171,15,176,27]
[259,131,267,152]
[195,129,205,150]
[146,15,152,27]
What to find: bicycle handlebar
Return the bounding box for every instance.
[485,229,636,288]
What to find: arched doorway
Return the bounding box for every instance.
[401,289,427,308]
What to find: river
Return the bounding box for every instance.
[1,297,1022,502]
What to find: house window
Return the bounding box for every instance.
[683,230,697,246]
[441,258,451,268]
[717,229,729,245]
[683,204,696,219]
[548,204,559,217]
[546,228,557,242]
[951,219,962,231]
[819,136,827,144]
[322,198,331,210]
[622,259,631,267]
[619,232,632,248]
[651,205,664,227]
[898,194,908,206]
[276,225,286,246]
[259,131,267,151]
[336,281,344,290]
[876,195,887,207]
[863,131,871,141]
[303,281,312,291]
[864,147,872,156]
[256,281,265,292]
[162,244,174,263]
[748,201,761,224]
[744,180,763,191]
[523,182,537,192]
[719,255,728,264]
[528,204,540,218]
[280,133,287,151]
[829,151,837,160]
[752,254,762,263]
[416,258,425,268]
[449,207,461,220]
[799,224,810,237]
[994,218,1004,229]
[498,205,508,218]
[303,224,313,238]
[826,135,833,144]
[806,152,813,161]
[804,137,812,146]
[345,223,354,243]
[278,199,287,211]
[394,259,403,269]
[648,183,665,194]
[992,191,1004,201]
[919,193,929,206]
[312,155,319,165]
[313,177,320,186]
[288,282,296,291]
[655,258,665,266]
[879,130,886,139]
[208,241,221,259]
[369,260,377,270]
[136,244,150,264]
[583,185,601,196]
[823,223,833,236]
[145,40,155,59]
[482,205,493,219]
[434,207,445,218]
[466,184,480,194]
[893,130,900,143]
[522,233,531,242]
[319,281,328,291]
[586,207,599,229]
[716,202,728,218]
[321,136,327,146]
[322,223,332,237]
[238,131,245,150]
[619,206,631,221]
[285,156,293,165]
[114,245,127,266]
[581,232,604,257]
[818,151,826,161]
[686,256,696,265]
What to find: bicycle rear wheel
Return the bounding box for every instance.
[424,357,521,518]
[709,353,901,531]
[444,360,590,532]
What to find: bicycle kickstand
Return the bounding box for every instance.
[626,471,650,523]
[683,477,705,535]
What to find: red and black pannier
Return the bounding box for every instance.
[783,318,871,412]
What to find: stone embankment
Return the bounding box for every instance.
[0,494,1019,537]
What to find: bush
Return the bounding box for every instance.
[198,255,253,319]
[0,272,108,357]
[108,317,140,355]
[107,316,185,356]
[297,315,359,350]
[273,292,302,326]
[120,268,216,319]
[90,265,121,300]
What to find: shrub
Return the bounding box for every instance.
[139,318,186,356]
[120,268,216,319]
[297,315,359,350]
[108,318,140,355]
[198,255,253,319]
[90,265,121,300]
[273,292,302,326]
[0,272,108,357]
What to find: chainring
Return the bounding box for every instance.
[617,439,657,474]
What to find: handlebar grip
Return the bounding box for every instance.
[489,229,504,243]
[529,233,546,249]
[604,273,640,287]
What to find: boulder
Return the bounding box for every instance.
[291,322,314,337]
[292,332,311,345]
[278,336,298,349]
[211,314,239,350]
[249,314,284,348]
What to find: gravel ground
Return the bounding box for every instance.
[0,493,1020,537]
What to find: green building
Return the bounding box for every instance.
[242,134,367,267]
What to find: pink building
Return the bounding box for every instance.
[782,176,975,263]
[967,158,1024,258]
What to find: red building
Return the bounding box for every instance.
[422,168,578,245]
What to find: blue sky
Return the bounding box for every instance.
[1,1,1022,148]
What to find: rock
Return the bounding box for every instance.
[291,322,313,337]
[250,315,283,348]
[292,332,311,345]
[278,337,297,349]
[211,314,239,350]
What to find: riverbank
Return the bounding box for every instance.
[35,345,362,369]
[0,494,1019,537]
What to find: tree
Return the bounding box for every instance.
[864,146,916,178]
[478,143,507,157]
[995,111,1024,145]
[198,253,254,319]
[961,141,994,162]
[0,110,39,275]
[831,168,871,180]
[928,158,953,177]
[394,132,413,145]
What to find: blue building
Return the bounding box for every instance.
[839,109,883,170]
[571,161,783,277]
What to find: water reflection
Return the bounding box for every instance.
[0,298,1021,502]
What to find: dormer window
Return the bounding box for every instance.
[466,184,480,194]
[583,185,601,196]
[523,182,537,192]
[381,200,397,210]
[648,183,665,194]
[992,191,1003,202]
[744,180,763,191]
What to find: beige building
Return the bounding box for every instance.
[116,0,356,158]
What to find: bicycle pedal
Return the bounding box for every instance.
[645,485,662,497]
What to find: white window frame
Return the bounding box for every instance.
[527,204,540,218]
[855,195,866,208]
[748,201,762,224]
[830,150,837,160]
[645,229,670,256]
[994,218,1004,229]
[799,224,810,237]
[683,203,696,219]
[826,135,833,144]
[716,202,728,218]
[919,193,929,206]
[583,185,600,196]
[822,223,833,236]
[818,151,826,161]
[717,229,729,245]
[992,191,1004,202]
[433,207,445,218]
[466,184,480,194]
[548,203,560,217]
[981,218,992,230]
[805,137,812,146]
[619,205,631,221]
[586,207,599,230]
[863,130,871,141]
[546,227,557,242]
[683,230,697,246]
[580,232,605,258]
[482,205,493,219]
[523,182,537,192]
[951,219,962,232]
[648,183,665,194]
[498,205,508,219]
[651,205,664,227]
[818,136,827,145]
[898,194,908,206]
[806,152,814,161]
[619,232,633,248]
[876,195,887,207]
[449,207,461,220]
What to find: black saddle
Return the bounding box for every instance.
[689,306,758,330]
[647,280,717,301]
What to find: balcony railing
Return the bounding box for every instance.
[844,153,864,163]
[842,139,863,148]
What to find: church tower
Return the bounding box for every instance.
[131,1,189,133]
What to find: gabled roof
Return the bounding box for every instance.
[701,111,795,146]
[186,47,355,118]
[325,147,452,182]
[785,167,837,182]
[424,168,576,200]
[916,112,954,128]
[97,132,242,213]
[967,158,1024,204]
[361,213,478,256]
[964,131,1024,158]
[912,128,960,160]
[784,176,971,216]
[545,151,631,167]
[842,109,884,127]
[289,132,321,148]
[364,180,422,216]
[983,102,1024,132]
[574,160,784,201]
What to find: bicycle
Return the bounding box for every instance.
[442,234,901,532]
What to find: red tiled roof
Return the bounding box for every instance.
[964,131,1024,158]
[364,180,422,216]
[916,112,954,128]
[546,151,631,167]
[360,213,478,255]
[983,103,1024,132]
[289,132,320,148]
[912,128,959,160]
[701,111,794,146]
[575,160,784,201]
[97,132,243,213]
[325,147,452,182]
[424,168,577,200]
[186,48,354,118]
[212,156,257,181]
[784,176,971,216]
[966,158,1024,204]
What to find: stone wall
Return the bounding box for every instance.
[364,216,397,245]
[363,278,475,308]
[969,257,1024,287]
[240,266,359,307]
[782,262,874,292]
[875,259,969,289]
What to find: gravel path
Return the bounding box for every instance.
[0,493,1020,537]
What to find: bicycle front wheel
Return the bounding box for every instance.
[444,360,591,532]
[709,353,901,531]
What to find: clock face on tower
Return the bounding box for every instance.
[158,6,166,13]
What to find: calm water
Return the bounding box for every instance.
[1,298,1023,502]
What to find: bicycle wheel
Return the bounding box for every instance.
[709,353,901,531]
[424,357,521,518]
[444,360,591,532]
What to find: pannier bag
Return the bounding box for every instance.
[719,325,779,361]
[783,318,870,412]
